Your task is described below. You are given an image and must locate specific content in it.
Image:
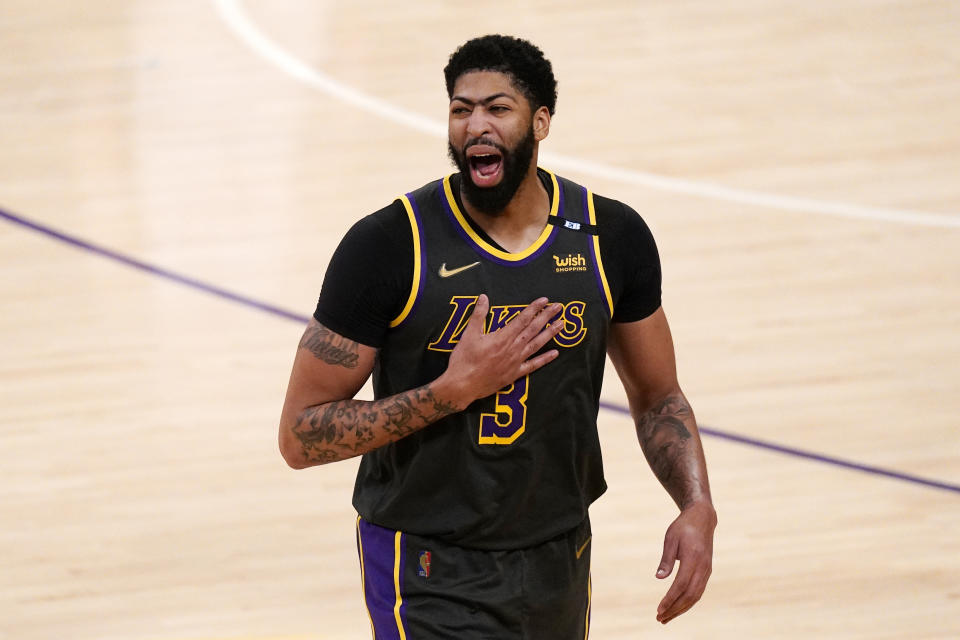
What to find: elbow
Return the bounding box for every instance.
[278,427,310,470]
[628,385,684,417]
[282,450,310,470]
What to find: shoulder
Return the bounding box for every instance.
[313,199,415,348]
[586,193,660,272]
[341,199,411,249]
[592,194,656,248]
[346,177,448,243]
[588,191,663,322]
[550,172,655,246]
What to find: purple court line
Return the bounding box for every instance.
[3,205,958,496]
[599,401,960,494]
[0,207,309,325]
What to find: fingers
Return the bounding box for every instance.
[477,296,564,352]
[500,296,553,339]
[655,533,713,624]
[520,306,564,357]
[656,536,686,622]
[657,564,711,624]
[520,347,560,376]
[656,533,679,579]
[463,294,490,338]
[656,562,693,623]
[457,296,564,387]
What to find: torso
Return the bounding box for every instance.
[353,170,615,550]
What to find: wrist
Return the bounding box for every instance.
[431,370,474,412]
[681,500,718,526]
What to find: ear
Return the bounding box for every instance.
[532,106,551,142]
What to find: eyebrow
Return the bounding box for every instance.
[449,92,517,106]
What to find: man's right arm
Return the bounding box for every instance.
[278,295,564,468]
[278,319,449,468]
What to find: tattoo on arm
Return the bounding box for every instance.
[635,393,698,508]
[292,384,460,464]
[298,322,360,369]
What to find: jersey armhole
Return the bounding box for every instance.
[585,189,614,318]
[388,193,426,328]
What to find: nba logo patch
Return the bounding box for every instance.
[418,550,431,578]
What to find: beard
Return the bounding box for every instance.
[447,125,536,216]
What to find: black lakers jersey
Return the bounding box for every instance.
[352,170,616,550]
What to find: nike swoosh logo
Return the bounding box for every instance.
[576,536,592,559]
[438,261,480,278]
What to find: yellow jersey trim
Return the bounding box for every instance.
[586,191,614,317]
[441,169,560,262]
[393,531,407,639]
[389,195,422,328]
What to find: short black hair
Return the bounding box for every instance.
[444,35,557,116]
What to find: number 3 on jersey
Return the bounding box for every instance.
[478,375,529,445]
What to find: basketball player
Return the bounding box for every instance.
[279,35,716,638]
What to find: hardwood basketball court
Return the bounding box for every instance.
[2,1,958,638]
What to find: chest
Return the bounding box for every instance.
[396,177,611,357]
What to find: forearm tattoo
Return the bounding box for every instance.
[298,322,360,369]
[635,393,699,508]
[292,385,460,463]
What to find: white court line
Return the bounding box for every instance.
[213,0,960,229]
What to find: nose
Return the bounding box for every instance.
[465,108,490,139]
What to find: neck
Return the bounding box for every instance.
[460,160,550,253]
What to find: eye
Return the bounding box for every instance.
[490,105,510,114]
[450,106,470,116]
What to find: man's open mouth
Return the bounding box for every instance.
[470,153,502,177]
[466,145,504,187]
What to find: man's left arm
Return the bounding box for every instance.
[607,307,717,625]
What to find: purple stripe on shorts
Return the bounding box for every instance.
[358,519,406,640]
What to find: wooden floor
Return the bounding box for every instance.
[2,1,959,638]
